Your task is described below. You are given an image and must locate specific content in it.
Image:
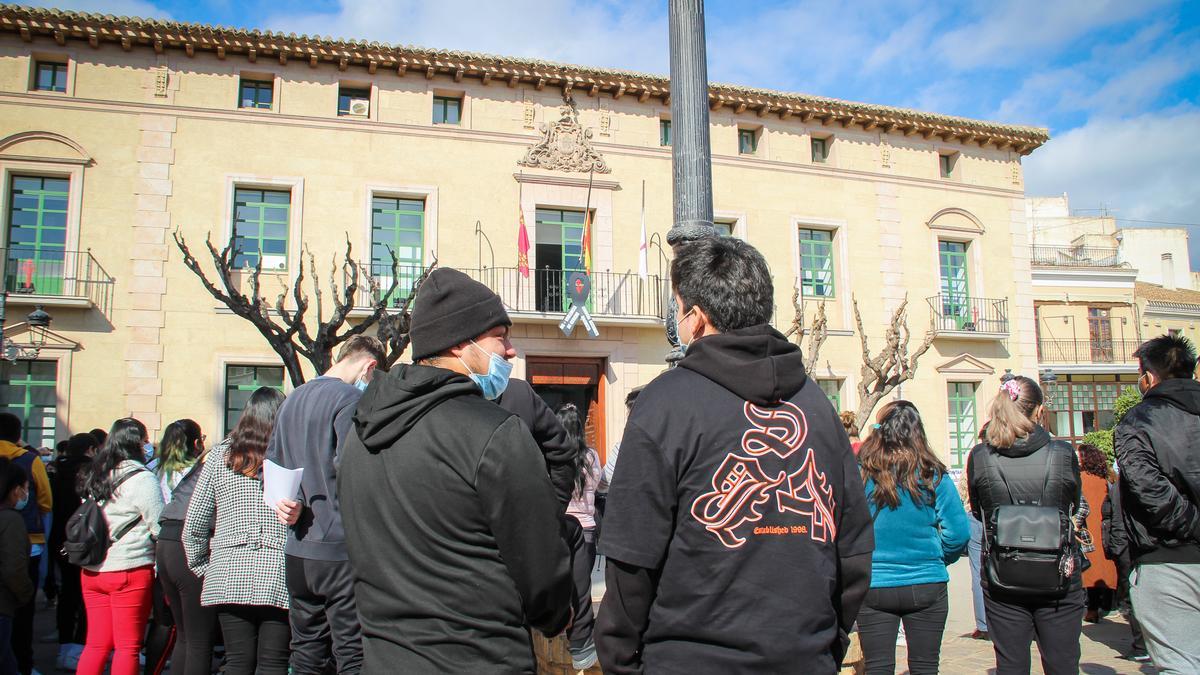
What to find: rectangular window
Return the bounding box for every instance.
[1088,308,1114,362]
[534,208,588,312]
[224,365,285,435]
[738,128,757,154]
[938,240,970,326]
[714,220,735,237]
[939,153,956,178]
[34,61,67,92]
[433,96,462,125]
[0,360,57,448]
[659,119,672,147]
[6,175,69,295]
[370,196,425,306]
[231,188,290,270]
[818,379,842,412]
[338,87,371,116]
[798,228,835,297]
[947,382,978,468]
[812,137,828,163]
[238,78,273,109]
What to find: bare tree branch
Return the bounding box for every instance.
[853,294,935,429]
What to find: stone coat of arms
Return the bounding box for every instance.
[519,95,611,174]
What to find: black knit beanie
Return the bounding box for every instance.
[409,268,511,361]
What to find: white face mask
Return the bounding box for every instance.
[678,307,697,351]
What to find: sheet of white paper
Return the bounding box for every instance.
[263,459,303,507]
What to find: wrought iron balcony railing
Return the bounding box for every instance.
[1037,338,1139,364]
[927,295,1009,335]
[1030,246,1123,268]
[2,247,114,311]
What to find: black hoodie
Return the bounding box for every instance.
[339,364,572,674]
[1115,378,1200,564]
[596,325,874,674]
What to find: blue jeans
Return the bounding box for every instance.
[968,515,987,631]
[0,613,17,675]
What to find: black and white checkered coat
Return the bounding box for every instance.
[182,442,289,610]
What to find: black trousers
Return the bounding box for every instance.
[857,582,949,675]
[568,526,596,649]
[156,540,217,675]
[216,605,290,675]
[984,586,1085,675]
[285,556,363,674]
[10,552,39,675]
[54,553,86,645]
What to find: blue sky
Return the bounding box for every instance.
[33,0,1200,266]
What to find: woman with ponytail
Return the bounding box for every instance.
[856,401,969,674]
[967,376,1083,675]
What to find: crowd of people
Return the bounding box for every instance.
[0,236,1197,675]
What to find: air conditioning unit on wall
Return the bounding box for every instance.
[348,99,370,116]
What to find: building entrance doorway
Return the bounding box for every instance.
[526,356,607,464]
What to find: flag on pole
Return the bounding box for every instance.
[638,180,648,279]
[517,208,531,278]
[581,209,592,276]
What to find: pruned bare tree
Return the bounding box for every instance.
[173,230,436,386]
[852,294,935,428]
[783,287,829,373]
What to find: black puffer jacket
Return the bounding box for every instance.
[1115,379,1200,564]
[967,425,1082,586]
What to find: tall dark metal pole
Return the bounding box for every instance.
[667,0,716,247]
[664,0,716,364]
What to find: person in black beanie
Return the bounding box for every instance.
[339,268,571,674]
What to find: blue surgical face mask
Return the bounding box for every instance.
[143,442,155,459]
[14,494,29,511]
[678,308,696,352]
[354,378,369,392]
[460,341,513,400]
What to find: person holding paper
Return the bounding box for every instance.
[266,335,384,675]
[183,387,290,675]
[340,269,571,673]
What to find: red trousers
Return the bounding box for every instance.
[78,565,155,675]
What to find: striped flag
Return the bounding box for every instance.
[582,209,592,276]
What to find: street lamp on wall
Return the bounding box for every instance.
[0,294,53,362]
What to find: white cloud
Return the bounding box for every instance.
[1023,107,1200,264]
[23,0,171,19]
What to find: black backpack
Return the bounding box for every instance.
[979,447,1074,599]
[62,468,148,567]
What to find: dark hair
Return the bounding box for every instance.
[63,433,98,459]
[80,418,148,501]
[0,413,22,443]
[1077,443,1113,481]
[226,387,285,478]
[555,403,592,499]
[158,419,203,481]
[336,335,386,369]
[89,428,108,446]
[0,457,28,505]
[985,375,1044,448]
[839,410,860,438]
[858,400,946,510]
[671,237,774,332]
[1135,334,1197,380]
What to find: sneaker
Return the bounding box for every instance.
[970,630,990,641]
[1124,650,1152,663]
[569,638,598,671]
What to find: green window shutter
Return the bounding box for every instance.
[812,138,827,163]
[224,365,285,435]
[0,360,58,447]
[232,189,290,270]
[433,96,462,124]
[35,62,67,92]
[947,382,977,468]
[370,196,425,306]
[239,79,273,109]
[938,241,969,324]
[798,228,834,297]
[7,175,69,295]
[818,379,842,412]
[660,120,671,147]
[738,129,757,154]
[534,208,589,312]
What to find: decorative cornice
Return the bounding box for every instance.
[0,4,1049,154]
[513,172,620,190]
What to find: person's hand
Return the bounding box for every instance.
[274,498,301,526]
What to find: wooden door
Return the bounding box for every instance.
[526,356,607,464]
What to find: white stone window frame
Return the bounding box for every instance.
[337,79,378,121]
[930,229,986,301]
[430,88,470,128]
[809,131,835,166]
[0,340,74,445]
[221,175,304,281]
[361,184,439,271]
[812,372,857,414]
[213,354,292,436]
[0,156,87,297]
[937,148,962,181]
[712,210,747,240]
[236,71,279,113]
[27,49,77,97]
[790,216,850,326]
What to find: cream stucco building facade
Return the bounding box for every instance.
[0,6,1049,468]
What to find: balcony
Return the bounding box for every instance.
[350,265,670,324]
[2,248,114,313]
[1031,246,1123,268]
[926,295,1009,339]
[1037,339,1139,364]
